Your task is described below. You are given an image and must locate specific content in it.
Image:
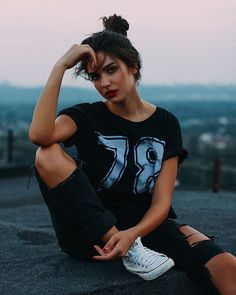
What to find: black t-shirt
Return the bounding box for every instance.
[58,101,188,218]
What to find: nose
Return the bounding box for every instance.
[101,74,111,88]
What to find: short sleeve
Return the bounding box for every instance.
[57,104,90,148]
[163,113,188,165]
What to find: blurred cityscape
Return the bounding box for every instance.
[0,83,236,191]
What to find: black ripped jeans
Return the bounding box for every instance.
[33,164,224,294]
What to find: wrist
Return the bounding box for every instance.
[54,61,68,72]
[126,226,141,240]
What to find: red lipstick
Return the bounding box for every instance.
[105,90,118,98]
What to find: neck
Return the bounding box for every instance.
[105,88,145,118]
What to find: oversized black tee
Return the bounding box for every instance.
[58,101,188,219]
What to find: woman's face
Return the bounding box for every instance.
[87,52,137,103]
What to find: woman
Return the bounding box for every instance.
[29,14,236,294]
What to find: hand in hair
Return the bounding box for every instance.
[56,44,97,70]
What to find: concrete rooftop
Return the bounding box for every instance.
[0,175,235,295]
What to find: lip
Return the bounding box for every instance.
[105,90,118,98]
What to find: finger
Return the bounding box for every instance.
[93,249,120,261]
[94,244,122,261]
[88,48,97,68]
[83,44,97,65]
[103,236,118,253]
[93,255,115,261]
[90,53,97,69]
[93,245,105,256]
[87,54,97,72]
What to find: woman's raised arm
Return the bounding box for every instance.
[28,44,97,146]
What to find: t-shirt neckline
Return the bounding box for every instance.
[99,101,159,125]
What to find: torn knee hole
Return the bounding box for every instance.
[179,225,199,235]
[188,234,210,247]
[178,226,210,247]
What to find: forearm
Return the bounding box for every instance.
[128,157,178,238]
[29,44,97,145]
[128,200,170,239]
[29,63,67,143]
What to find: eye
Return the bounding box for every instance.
[107,66,117,74]
[89,73,99,81]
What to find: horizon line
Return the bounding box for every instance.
[0,81,236,89]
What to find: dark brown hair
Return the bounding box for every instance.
[74,14,142,82]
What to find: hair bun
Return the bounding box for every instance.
[102,14,129,36]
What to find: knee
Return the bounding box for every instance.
[206,253,236,294]
[179,225,210,247]
[35,143,63,173]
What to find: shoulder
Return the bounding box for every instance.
[58,101,102,116]
[157,106,180,125]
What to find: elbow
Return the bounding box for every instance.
[163,210,169,220]
[28,128,41,145]
[162,202,171,220]
[28,129,53,147]
[28,128,37,144]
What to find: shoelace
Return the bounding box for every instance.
[125,245,166,268]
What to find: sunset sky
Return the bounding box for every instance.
[1,0,236,86]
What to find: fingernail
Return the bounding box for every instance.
[103,247,108,253]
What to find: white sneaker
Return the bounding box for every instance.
[122,237,174,280]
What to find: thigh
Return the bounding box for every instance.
[34,164,97,260]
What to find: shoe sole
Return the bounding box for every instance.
[125,258,175,281]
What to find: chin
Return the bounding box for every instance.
[109,96,127,105]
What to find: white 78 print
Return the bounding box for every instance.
[96,132,165,194]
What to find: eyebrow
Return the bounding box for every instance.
[88,62,117,75]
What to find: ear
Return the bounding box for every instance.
[131,66,138,75]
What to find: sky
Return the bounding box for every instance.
[1,0,236,87]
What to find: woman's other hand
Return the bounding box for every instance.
[56,44,97,70]
[93,229,137,261]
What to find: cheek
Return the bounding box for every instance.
[114,69,124,82]
[125,75,135,88]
